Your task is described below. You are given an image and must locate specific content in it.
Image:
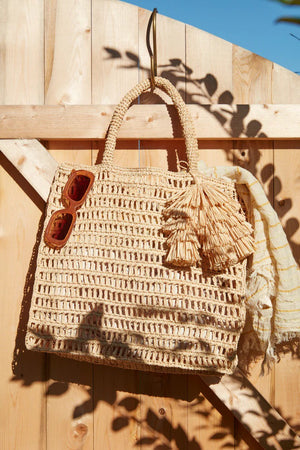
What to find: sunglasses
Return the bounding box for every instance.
[44,169,95,250]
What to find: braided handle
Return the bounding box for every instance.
[102,77,199,172]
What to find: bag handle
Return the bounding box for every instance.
[102,76,199,172]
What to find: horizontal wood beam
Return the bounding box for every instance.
[0,105,299,140]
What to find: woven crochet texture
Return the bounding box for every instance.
[25,78,248,375]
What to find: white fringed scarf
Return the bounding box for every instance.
[198,163,300,370]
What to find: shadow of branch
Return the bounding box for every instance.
[10,49,300,449]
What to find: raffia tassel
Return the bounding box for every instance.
[202,214,255,270]
[162,178,255,269]
[198,183,255,270]
[163,217,201,267]
[162,183,203,267]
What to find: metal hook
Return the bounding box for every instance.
[146,8,158,91]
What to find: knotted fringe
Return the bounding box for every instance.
[162,179,255,270]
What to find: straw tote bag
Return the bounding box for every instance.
[25,77,254,375]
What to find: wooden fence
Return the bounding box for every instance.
[0,1,299,449]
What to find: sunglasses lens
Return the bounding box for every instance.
[68,175,91,201]
[49,212,73,240]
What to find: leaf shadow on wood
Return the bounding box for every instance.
[11,243,300,449]
[10,216,257,449]
[9,52,300,449]
[101,47,299,263]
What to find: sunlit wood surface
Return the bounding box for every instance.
[0,1,299,449]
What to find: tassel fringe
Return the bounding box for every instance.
[162,178,255,270]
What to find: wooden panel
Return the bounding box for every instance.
[0,0,44,104]
[273,140,300,433]
[45,0,91,104]
[272,63,300,104]
[1,104,299,139]
[137,372,189,449]
[92,2,141,449]
[273,141,300,264]
[92,0,139,104]
[44,1,93,449]
[185,23,236,449]
[0,1,45,450]
[233,46,273,103]
[186,26,233,104]
[93,366,141,449]
[233,141,275,449]
[138,15,189,448]
[1,1,300,448]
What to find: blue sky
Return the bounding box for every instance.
[125,0,300,74]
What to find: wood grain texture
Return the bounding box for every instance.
[0,1,45,450]
[0,0,44,104]
[45,0,91,104]
[44,1,93,449]
[93,366,141,449]
[1,104,299,139]
[185,22,237,449]
[202,368,300,449]
[232,43,277,430]
[0,154,47,450]
[0,139,58,201]
[92,0,139,104]
[92,2,141,449]
[233,46,273,103]
[186,26,233,104]
[272,63,300,104]
[272,55,300,437]
[273,140,300,434]
[1,1,300,448]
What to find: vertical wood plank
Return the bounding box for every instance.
[0,1,45,449]
[272,63,300,104]
[233,141,274,407]
[272,56,300,436]
[45,0,92,104]
[92,1,141,449]
[273,140,300,432]
[185,24,236,449]
[137,10,191,450]
[186,25,234,165]
[232,45,275,447]
[44,1,93,449]
[0,0,44,104]
[232,46,273,103]
[92,0,139,104]
[186,26,233,104]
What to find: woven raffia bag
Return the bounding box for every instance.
[25,77,254,375]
